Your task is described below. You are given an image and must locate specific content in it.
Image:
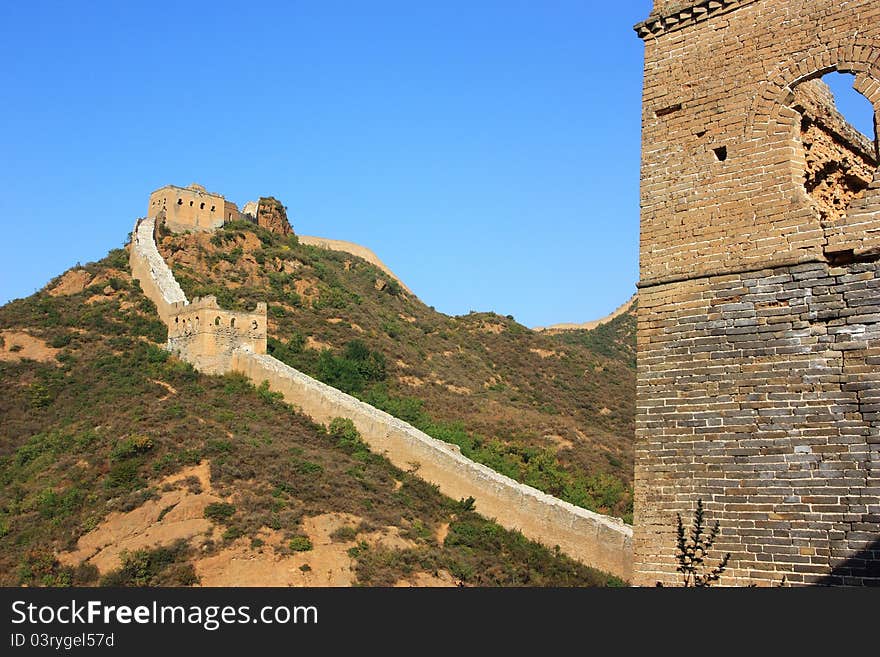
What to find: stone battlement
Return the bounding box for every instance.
[635,1,758,39]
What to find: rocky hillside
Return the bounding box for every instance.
[0,249,623,587]
[158,220,636,521]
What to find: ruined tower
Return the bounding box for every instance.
[634,0,880,585]
[148,183,243,233]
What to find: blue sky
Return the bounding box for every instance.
[0,2,875,328]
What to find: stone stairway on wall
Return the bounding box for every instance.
[130,215,634,579]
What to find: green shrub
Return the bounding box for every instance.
[293,459,323,475]
[204,503,236,524]
[316,341,386,394]
[157,503,177,522]
[381,320,401,339]
[29,381,55,408]
[49,333,72,348]
[289,535,313,552]
[17,551,73,587]
[218,247,243,264]
[257,380,283,405]
[103,248,130,270]
[14,432,72,467]
[223,526,244,541]
[328,417,360,446]
[267,334,306,365]
[104,461,145,493]
[347,541,369,558]
[222,372,253,396]
[287,331,306,352]
[313,286,356,310]
[36,487,84,519]
[100,541,197,586]
[317,350,363,394]
[111,435,153,461]
[330,526,358,542]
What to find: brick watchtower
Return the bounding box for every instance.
[633,0,880,585]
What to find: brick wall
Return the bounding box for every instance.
[635,0,880,585]
[637,261,880,585]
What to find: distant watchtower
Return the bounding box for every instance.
[634,0,880,585]
[148,183,243,233]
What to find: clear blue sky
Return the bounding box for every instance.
[0,2,874,328]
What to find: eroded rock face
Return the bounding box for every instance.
[48,269,92,296]
[256,197,293,236]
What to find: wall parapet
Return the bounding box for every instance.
[634,0,758,39]
[130,216,188,321]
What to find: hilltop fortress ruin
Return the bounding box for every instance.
[634,0,880,585]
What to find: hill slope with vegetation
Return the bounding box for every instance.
[0,248,623,587]
[159,221,636,521]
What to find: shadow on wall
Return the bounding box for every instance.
[820,536,880,586]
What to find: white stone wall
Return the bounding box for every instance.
[131,217,188,320]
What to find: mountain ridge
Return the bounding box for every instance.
[0,245,625,587]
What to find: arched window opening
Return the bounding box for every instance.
[177,198,183,205]
[792,72,878,226]
[251,320,258,331]
[825,73,877,146]
[230,318,236,328]
[214,316,221,326]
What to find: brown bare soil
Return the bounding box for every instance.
[48,270,92,296]
[59,462,222,573]
[0,330,59,363]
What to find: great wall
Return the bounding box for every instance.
[130,210,634,579]
[533,294,637,334]
[125,0,880,586]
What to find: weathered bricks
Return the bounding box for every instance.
[634,0,880,586]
